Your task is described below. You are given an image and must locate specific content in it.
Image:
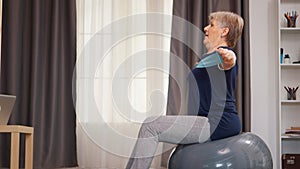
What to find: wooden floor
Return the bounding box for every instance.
[0,165,167,168]
[56,167,167,169]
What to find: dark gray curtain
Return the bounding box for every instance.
[162,0,250,167]
[0,0,77,168]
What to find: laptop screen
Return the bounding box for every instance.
[0,94,16,125]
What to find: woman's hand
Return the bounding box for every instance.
[216,48,236,70]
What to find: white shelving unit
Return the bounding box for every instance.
[278,0,300,168]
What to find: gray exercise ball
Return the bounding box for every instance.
[168,132,272,169]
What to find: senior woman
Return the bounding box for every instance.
[126,11,244,169]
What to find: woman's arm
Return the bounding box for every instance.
[216,48,236,70]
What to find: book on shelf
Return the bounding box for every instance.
[283,127,300,137]
[285,130,300,134]
[282,133,300,138]
[291,127,300,130]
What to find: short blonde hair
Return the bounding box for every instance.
[209,11,244,48]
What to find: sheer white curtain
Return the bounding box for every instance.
[76,0,173,168]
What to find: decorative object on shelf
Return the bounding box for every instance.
[292,60,300,64]
[280,48,284,64]
[282,154,300,169]
[284,54,291,64]
[284,86,298,100]
[284,11,298,27]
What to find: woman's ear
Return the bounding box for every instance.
[221,27,229,37]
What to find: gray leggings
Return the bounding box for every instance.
[126,115,210,169]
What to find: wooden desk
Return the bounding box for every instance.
[0,125,34,169]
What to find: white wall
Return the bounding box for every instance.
[249,0,279,169]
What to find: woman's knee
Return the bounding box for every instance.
[139,116,160,138]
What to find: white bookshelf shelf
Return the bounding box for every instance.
[280,27,300,31]
[281,64,300,68]
[281,135,300,140]
[281,100,300,103]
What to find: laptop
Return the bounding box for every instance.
[0,94,16,125]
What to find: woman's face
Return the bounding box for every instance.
[203,19,226,51]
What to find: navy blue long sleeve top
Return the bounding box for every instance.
[187,47,241,141]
